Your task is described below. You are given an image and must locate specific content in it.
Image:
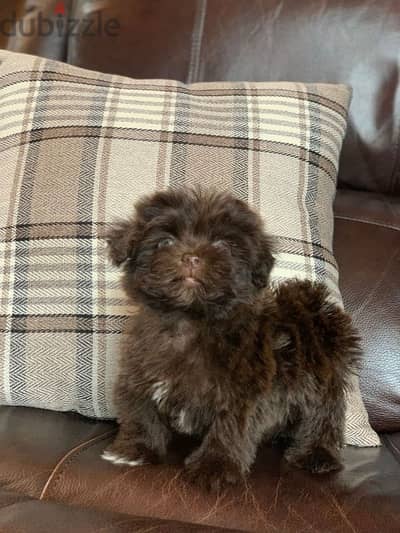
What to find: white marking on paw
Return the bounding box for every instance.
[152,380,169,406]
[101,451,145,467]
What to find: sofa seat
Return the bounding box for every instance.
[0,406,399,532]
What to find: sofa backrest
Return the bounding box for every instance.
[1,0,400,195]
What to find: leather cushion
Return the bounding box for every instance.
[334,189,400,432]
[0,407,398,532]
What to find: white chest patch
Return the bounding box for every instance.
[151,382,196,435]
[273,332,292,350]
[176,409,192,434]
[151,380,169,406]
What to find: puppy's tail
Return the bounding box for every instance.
[273,279,361,388]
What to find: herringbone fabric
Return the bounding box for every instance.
[0,51,379,445]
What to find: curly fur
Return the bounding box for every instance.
[103,188,360,492]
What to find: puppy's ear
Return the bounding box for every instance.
[252,235,275,289]
[106,219,138,267]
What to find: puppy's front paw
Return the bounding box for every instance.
[102,442,159,467]
[285,446,342,474]
[183,455,244,493]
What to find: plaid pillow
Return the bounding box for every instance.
[0,50,379,446]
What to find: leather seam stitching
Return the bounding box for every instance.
[186,0,207,83]
[334,214,400,232]
[39,429,116,500]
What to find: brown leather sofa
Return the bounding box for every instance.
[0,1,399,531]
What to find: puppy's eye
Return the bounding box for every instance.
[212,240,230,251]
[158,237,175,249]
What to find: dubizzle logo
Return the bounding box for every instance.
[0,1,121,38]
[54,1,66,16]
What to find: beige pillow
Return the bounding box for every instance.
[0,50,379,446]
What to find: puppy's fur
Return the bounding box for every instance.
[103,188,360,492]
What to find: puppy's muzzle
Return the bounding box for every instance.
[181,254,201,278]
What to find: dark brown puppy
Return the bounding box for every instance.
[102,188,360,492]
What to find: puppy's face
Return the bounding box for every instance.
[107,189,274,316]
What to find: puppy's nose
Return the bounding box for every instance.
[182,254,201,269]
